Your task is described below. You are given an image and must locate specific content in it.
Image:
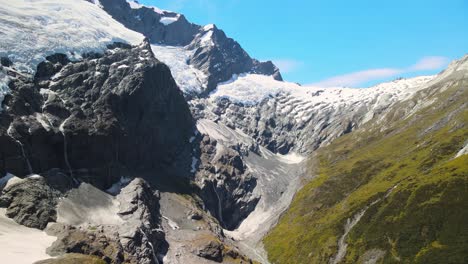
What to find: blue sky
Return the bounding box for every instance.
[140,0,468,87]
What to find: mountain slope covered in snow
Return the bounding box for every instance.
[0,0,143,73]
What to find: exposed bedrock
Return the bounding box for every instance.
[195,135,259,230]
[0,40,194,188]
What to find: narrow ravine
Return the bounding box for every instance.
[330,185,398,264]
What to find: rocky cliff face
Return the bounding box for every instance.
[0,40,194,188]
[195,134,260,230]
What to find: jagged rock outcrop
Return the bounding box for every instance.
[0,175,60,229]
[187,24,282,94]
[0,40,194,188]
[116,178,166,264]
[195,134,259,230]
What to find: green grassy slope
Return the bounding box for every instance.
[264,78,468,263]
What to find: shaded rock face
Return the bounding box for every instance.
[196,135,259,230]
[0,176,60,229]
[0,41,194,188]
[97,0,282,95]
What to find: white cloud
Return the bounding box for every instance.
[309,56,449,88]
[310,68,402,88]
[271,59,303,73]
[409,56,449,71]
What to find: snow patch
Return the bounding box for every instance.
[0,208,56,264]
[160,15,179,26]
[276,152,305,164]
[0,0,144,73]
[126,0,165,14]
[211,73,298,105]
[203,24,215,31]
[91,0,103,8]
[151,45,208,94]
[200,30,215,47]
[126,0,143,9]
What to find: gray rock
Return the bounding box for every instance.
[0,40,194,189]
[0,175,60,229]
[46,223,124,264]
[196,135,259,230]
[196,239,224,262]
[117,178,166,264]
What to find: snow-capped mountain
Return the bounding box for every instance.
[97,0,282,95]
[0,1,466,264]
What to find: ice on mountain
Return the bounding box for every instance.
[126,0,143,9]
[210,73,434,107]
[126,0,165,14]
[151,45,208,94]
[0,0,144,74]
[160,15,180,26]
[203,24,215,31]
[200,31,215,47]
